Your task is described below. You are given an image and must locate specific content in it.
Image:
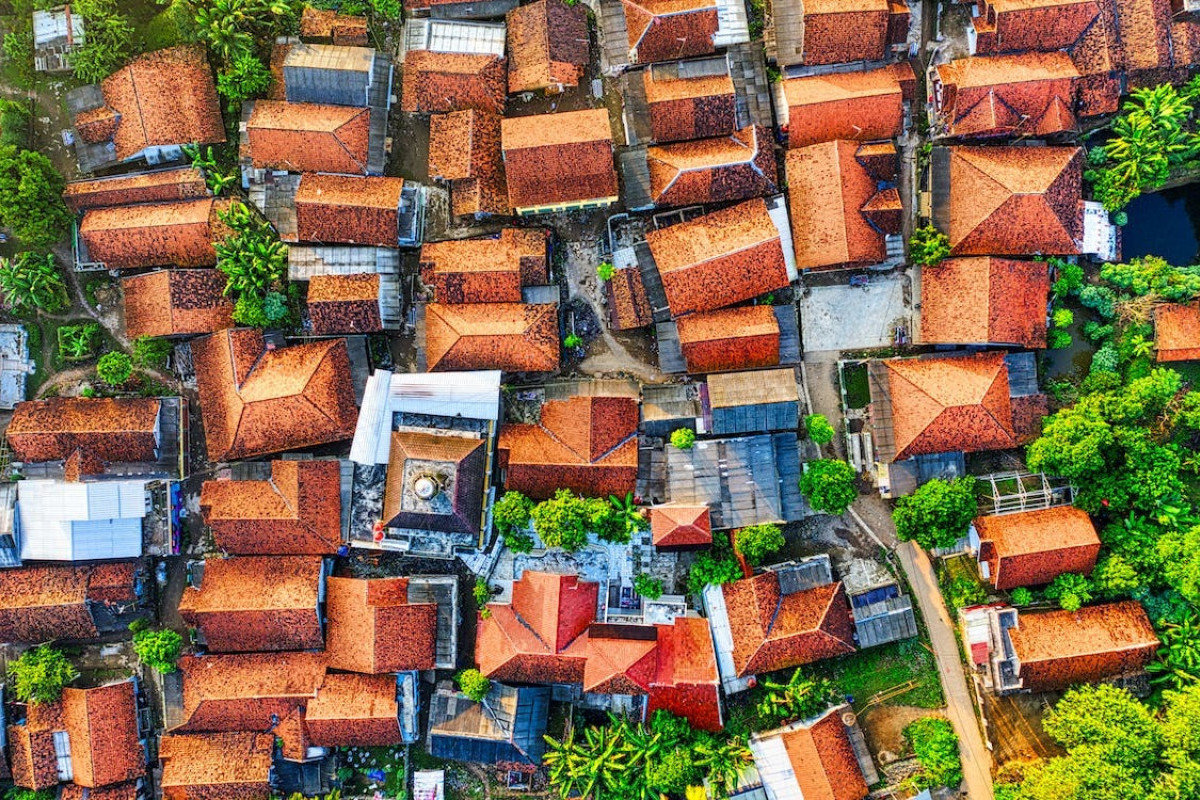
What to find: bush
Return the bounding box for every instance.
[1050,259,1085,298]
[97,351,133,385]
[686,533,743,594]
[0,252,68,314]
[804,413,835,445]
[943,575,987,610]
[0,99,31,148]
[1052,308,1075,329]
[71,0,134,83]
[1090,344,1120,374]
[798,459,858,515]
[670,428,696,449]
[132,628,184,673]
[909,225,951,268]
[456,668,491,702]
[597,262,615,281]
[903,717,963,789]
[1047,328,1073,349]
[473,577,492,609]
[7,645,78,704]
[133,336,173,370]
[634,573,664,600]
[1045,572,1093,611]
[216,54,272,108]
[530,489,592,551]
[734,523,785,566]
[57,323,101,362]
[563,333,583,349]
[1011,587,1034,606]
[1079,284,1117,319]
[894,478,978,550]
[6,788,55,800]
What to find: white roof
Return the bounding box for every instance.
[17,479,147,562]
[33,7,83,47]
[401,18,506,59]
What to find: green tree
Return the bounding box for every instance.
[1149,615,1200,690]
[473,577,492,609]
[0,252,68,314]
[756,668,837,726]
[0,99,32,148]
[804,413,835,445]
[670,427,696,449]
[1051,259,1085,298]
[1043,684,1161,771]
[686,533,743,594]
[97,351,133,385]
[215,202,290,328]
[1101,255,1200,303]
[1044,573,1093,611]
[132,628,184,673]
[530,489,592,551]
[695,736,753,799]
[904,717,963,789]
[456,668,491,702]
[1011,587,1034,606]
[909,225,951,267]
[734,523,785,566]
[133,336,173,370]
[5,789,55,800]
[6,645,78,704]
[216,53,273,108]
[597,261,615,281]
[1053,308,1075,329]
[799,459,858,515]
[943,575,987,611]
[1091,554,1140,600]
[634,573,663,600]
[71,0,134,83]
[0,146,72,248]
[893,478,978,550]
[493,490,535,552]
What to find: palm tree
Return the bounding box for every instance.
[0,252,67,314]
[756,668,836,726]
[609,493,647,536]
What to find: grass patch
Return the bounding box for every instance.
[808,638,945,709]
[138,0,192,51]
[842,361,870,410]
[937,553,990,613]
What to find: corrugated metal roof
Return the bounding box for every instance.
[17,478,147,561]
[400,18,506,59]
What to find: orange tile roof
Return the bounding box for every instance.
[623,0,719,63]
[428,110,508,218]
[501,109,617,210]
[676,305,781,374]
[245,100,371,174]
[884,352,1018,460]
[935,52,1080,137]
[8,396,160,466]
[506,0,590,93]
[644,70,736,143]
[307,273,383,335]
[63,167,209,213]
[419,228,549,304]
[122,269,234,339]
[324,576,437,673]
[424,302,560,373]
[771,706,869,800]
[977,0,1099,54]
[583,626,659,694]
[788,0,891,66]
[7,700,63,790]
[200,460,342,555]
[781,66,905,147]
[498,395,639,499]
[647,125,777,208]
[606,265,654,330]
[175,652,327,732]
[650,505,712,548]
[299,5,369,45]
[294,174,403,246]
[1155,303,1200,361]
[159,732,273,800]
[305,673,402,747]
[975,505,1100,590]
[191,328,358,461]
[400,51,507,114]
[919,257,1050,347]
[79,198,224,269]
[61,681,145,789]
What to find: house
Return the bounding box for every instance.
[0,562,141,643]
[477,571,594,684]
[300,5,369,45]
[179,556,328,653]
[324,576,438,673]
[506,0,589,94]
[304,673,404,747]
[931,52,1081,138]
[33,5,85,72]
[920,258,1050,348]
[122,270,234,339]
[172,652,328,732]
[375,428,489,542]
[280,43,392,109]
[647,125,777,208]
[643,68,737,143]
[15,479,148,562]
[400,51,508,114]
[622,0,719,64]
[78,198,229,270]
[747,704,876,800]
[8,396,168,478]
[971,505,1101,590]
[428,683,551,765]
[970,0,1101,55]
[606,266,654,330]
[650,505,712,549]
[306,273,387,334]
[1155,303,1200,361]
[0,326,33,413]
[501,108,618,214]
[786,140,902,272]
[776,63,912,148]
[705,367,800,435]
[158,732,274,800]
[677,305,781,374]
[419,228,549,303]
[68,45,224,173]
[62,167,209,213]
[399,17,507,59]
[766,0,910,68]
[427,110,508,218]
[293,174,408,247]
[191,329,358,461]
[930,145,1086,256]
[646,198,792,316]
[497,394,639,499]
[242,100,378,175]
[422,302,560,372]
[200,460,343,555]
[288,245,402,327]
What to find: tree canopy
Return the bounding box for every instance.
[6,645,78,704]
[734,523,785,566]
[0,145,72,248]
[798,459,858,515]
[892,478,978,550]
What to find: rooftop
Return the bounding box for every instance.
[324,576,438,673]
[506,0,590,93]
[919,258,1050,348]
[78,198,226,270]
[159,732,273,798]
[122,269,234,339]
[647,125,777,208]
[244,100,373,174]
[419,228,549,304]
[423,302,560,373]
[1155,303,1200,362]
[400,51,507,115]
[501,109,618,210]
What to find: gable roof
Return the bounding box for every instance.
[299,5,369,45]
[647,125,778,208]
[644,69,736,143]
[501,109,617,210]
[61,681,145,788]
[200,459,342,555]
[920,258,1050,347]
[506,0,590,93]
[753,706,869,800]
[304,672,402,747]
[424,302,560,373]
[781,65,906,148]
[935,52,1080,138]
[676,305,781,374]
[79,198,226,269]
[498,395,639,499]
[647,197,789,316]
[8,397,160,466]
[651,505,712,548]
[975,505,1100,589]
[0,564,136,643]
[978,0,1099,54]
[307,273,383,334]
[191,328,358,461]
[1009,601,1159,686]
[782,0,891,66]
[175,652,327,732]
[122,269,234,339]
[159,732,273,800]
[606,265,654,330]
[245,100,372,174]
[647,614,723,731]
[419,228,549,304]
[1155,303,1200,361]
[400,51,507,114]
[294,173,403,246]
[428,110,508,218]
[63,167,209,213]
[623,0,719,64]
[324,576,438,673]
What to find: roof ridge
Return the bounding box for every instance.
[331,107,369,172]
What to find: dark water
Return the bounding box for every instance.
[1122,185,1200,264]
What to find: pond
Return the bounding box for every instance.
[1122,184,1200,265]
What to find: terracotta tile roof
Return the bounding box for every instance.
[325,576,437,673]
[584,625,659,694]
[975,506,1100,590]
[419,228,549,304]
[919,258,1050,347]
[300,6,369,45]
[676,305,781,374]
[79,198,225,269]
[91,45,224,162]
[178,556,325,653]
[1113,0,1173,79]
[75,106,120,144]
[428,111,508,218]
[85,562,139,604]
[768,706,869,800]
[8,397,160,466]
[59,783,141,800]
[507,0,590,93]
[792,0,891,66]
[722,573,856,677]
[175,652,327,732]
[200,459,342,555]
[307,273,382,334]
[647,198,788,316]
[424,302,560,373]
[501,109,618,210]
[1155,303,1200,361]
[304,673,401,746]
[976,0,1099,54]
[244,100,371,174]
[159,732,273,800]
[498,395,639,499]
[781,66,905,148]
[940,145,1083,256]
[0,564,137,642]
[191,328,358,461]
[7,701,64,790]
[644,70,737,143]
[401,51,507,114]
[647,614,722,731]
[935,53,1080,138]
[477,571,597,683]
[647,125,778,208]
[1009,601,1159,691]
[606,265,654,330]
[61,681,145,788]
[884,352,1019,460]
[786,140,898,272]
[651,505,712,548]
[382,431,487,534]
[294,174,403,246]
[63,168,209,213]
[623,0,719,63]
[122,269,234,339]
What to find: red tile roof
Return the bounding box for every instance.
[1155,303,1200,361]
[79,198,225,269]
[975,506,1100,590]
[790,0,891,66]
[428,110,508,218]
[507,0,590,93]
[606,266,654,330]
[175,652,327,732]
[676,305,781,374]
[1009,601,1159,691]
[59,783,140,800]
[8,397,160,467]
[974,0,1100,55]
[200,460,343,555]
[63,167,209,213]
[647,198,789,316]
[400,51,507,114]
[501,109,617,211]
[305,673,402,747]
[781,66,905,147]
[584,626,659,694]
[122,269,234,339]
[324,576,437,673]
[644,70,736,143]
[307,273,383,334]
[8,700,65,790]
[647,125,778,208]
[244,100,371,174]
[934,53,1081,138]
[651,505,712,548]
[419,228,549,304]
[178,556,325,653]
[498,395,639,499]
[299,6,369,45]
[61,681,145,788]
[191,328,358,461]
[424,302,560,373]
[623,0,719,63]
[919,258,1050,348]
[722,573,856,677]
[764,706,869,800]
[294,174,403,246]
[646,614,722,731]
[159,732,274,800]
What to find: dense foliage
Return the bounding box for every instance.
[214,202,292,327]
[903,717,963,789]
[493,490,535,552]
[71,0,134,83]
[755,668,838,727]
[7,645,78,704]
[97,351,133,385]
[804,413,835,445]
[0,145,72,248]
[670,427,696,449]
[456,668,491,702]
[734,523,785,566]
[893,478,978,550]
[798,459,859,515]
[0,252,68,314]
[686,533,744,594]
[633,573,664,600]
[132,628,184,673]
[133,336,173,371]
[529,489,632,551]
[909,225,951,267]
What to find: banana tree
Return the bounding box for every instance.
[1149,615,1200,690]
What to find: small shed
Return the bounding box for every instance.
[0,324,34,410]
[705,368,800,435]
[428,684,550,765]
[33,5,84,72]
[16,478,148,562]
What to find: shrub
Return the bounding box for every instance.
[1045,572,1093,611]
[57,323,100,362]
[893,477,977,550]
[1050,259,1084,298]
[634,573,664,600]
[943,575,987,610]
[1052,308,1075,329]
[1113,210,1128,226]
[216,54,273,108]
[909,225,951,268]
[798,459,858,515]
[0,252,68,314]
[756,669,838,726]
[1011,587,1034,606]
[804,413,835,445]
[6,788,55,800]
[903,717,962,789]
[670,428,696,449]
[494,490,533,533]
[530,489,592,551]
[97,351,133,385]
[1047,328,1073,349]
[132,628,184,673]
[564,333,583,349]
[473,577,492,609]
[133,336,173,370]
[734,523,785,566]
[456,668,491,702]
[0,99,31,148]
[1090,344,1120,374]
[71,0,134,83]
[7,645,78,704]
[597,262,615,281]
[686,533,743,594]
[1079,284,1117,319]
